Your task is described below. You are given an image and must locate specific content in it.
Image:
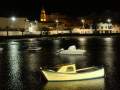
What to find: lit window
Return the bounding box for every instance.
[41,19,44,21]
[43,19,46,21]
[41,19,46,22]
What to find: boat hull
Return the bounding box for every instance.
[57,50,86,55]
[41,68,104,82]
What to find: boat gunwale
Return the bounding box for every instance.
[42,67,104,74]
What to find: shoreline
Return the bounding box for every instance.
[0,33,120,39]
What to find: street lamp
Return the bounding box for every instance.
[107,18,112,30]
[81,19,85,29]
[10,16,16,28]
[107,18,111,23]
[55,19,59,34]
[7,16,16,36]
[11,16,16,22]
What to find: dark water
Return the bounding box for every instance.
[0,37,120,90]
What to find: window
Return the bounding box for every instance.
[105,26,107,29]
[101,26,103,29]
[66,66,74,72]
[108,26,113,29]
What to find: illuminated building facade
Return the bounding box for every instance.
[40,8,47,22]
[72,28,93,34]
[0,17,27,29]
[97,23,113,33]
[97,23,120,33]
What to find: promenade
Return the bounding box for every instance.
[0,33,120,39]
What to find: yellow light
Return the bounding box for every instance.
[41,19,46,22]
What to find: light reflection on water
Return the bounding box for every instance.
[7,41,23,90]
[25,53,41,71]
[79,37,87,50]
[43,78,105,90]
[1,37,120,90]
[103,37,114,70]
[103,37,116,90]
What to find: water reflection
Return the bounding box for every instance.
[103,37,116,90]
[1,37,120,90]
[78,37,87,49]
[103,37,114,69]
[25,53,41,72]
[7,41,23,90]
[43,78,105,90]
[58,55,87,66]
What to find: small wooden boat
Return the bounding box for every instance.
[40,64,104,82]
[56,45,86,55]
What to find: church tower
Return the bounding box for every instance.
[40,8,47,22]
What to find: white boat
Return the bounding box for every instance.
[56,45,86,55]
[40,64,104,82]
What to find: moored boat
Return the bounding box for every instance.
[40,64,104,82]
[56,45,86,55]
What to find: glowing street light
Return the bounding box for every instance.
[107,18,111,23]
[81,19,85,29]
[107,18,112,30]
[11,16,16,22]
[10,16,16,29]
[55,19,59,34]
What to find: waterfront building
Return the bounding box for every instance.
[0,17,27,30]
[72,27,93,34]
[0,17,27,36]
[112,24,120,33]
[97,22,120,33]
[97,23,113,33]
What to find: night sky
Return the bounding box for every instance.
[0,0,119,19]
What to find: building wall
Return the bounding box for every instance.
[0,31,23,36]
[97,23,120,33]
[28,22,39,32]
[97,23,112,33]
[0,17,27,30]
[49,30,70,35]
[72,28,93,34]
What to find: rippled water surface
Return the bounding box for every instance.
[0,37,120,90]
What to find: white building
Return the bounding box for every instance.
[97,23,113,33]
[49,30,70,35]
[97,22,120,33]
[23,20,42,35]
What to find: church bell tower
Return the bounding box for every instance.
[40,8,46,22]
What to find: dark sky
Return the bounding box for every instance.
[0,0,119,19]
